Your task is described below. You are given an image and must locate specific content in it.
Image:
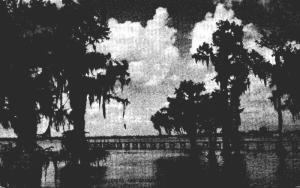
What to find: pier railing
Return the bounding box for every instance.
[87,138,300,152]
[1,137,300,152]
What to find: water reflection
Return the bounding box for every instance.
[276,153,290,188]
[221,153,249,188]
[59,164,107,188]
[0,145,108,188]
[1,150,300,188]
[155,152,249,188]
[275,152,300,188]
[0,148,47,188]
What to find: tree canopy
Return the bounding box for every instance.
[0,0,130,150]
[151,80,220,149]
[192,20,270,152]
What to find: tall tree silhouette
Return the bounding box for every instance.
[192,20,269,154]
[48,0,130,162]
[235,0,300,149]
[0,0,130,153]
[204,90,223,156]
[0,0,64,150]
[282,46,300,118]
[0,2,66,186]
[260,34,300,148]
[262,35,287,142]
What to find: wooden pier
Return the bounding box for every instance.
[86,137,300,152]
[1,136,300,152]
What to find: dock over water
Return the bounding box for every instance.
[1,136,300,152]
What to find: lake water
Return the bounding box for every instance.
[40,150,300,188]
[1,139,300,188]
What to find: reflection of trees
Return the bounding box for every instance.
[275,153,300,188]
[0,147,48,188]
[155,153,249,188]
[222,153,249,188]
[155,156,205,188]
[276,154,289,188]
[59,164,107,188]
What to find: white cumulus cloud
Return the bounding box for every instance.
[190,3,275,64]
[23,0,63,7]
[95,7,180,86]
[190,4,241,54]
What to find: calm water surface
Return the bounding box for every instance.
[40,150,300,188]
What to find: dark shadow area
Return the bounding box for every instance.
[0,142,108,188]
[155,156,205,188]
[59,164,107,188]
[0,146,48,188]
[155,152,249,188]
[60,130,109,165]
[54,133,110,188]
[221,153,249,188]
[275,153,300,188]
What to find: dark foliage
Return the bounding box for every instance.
[0,0,130,151]
[192,20,270,153]
[151,80,225,152]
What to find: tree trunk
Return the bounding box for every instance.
[10,74,38,151]
[68,76,88,164]
[69,77,87,136]
[190,135,197,152]
[231,128,241,154]
[274,52,283,142]
[4,76,43,186]
[208,128,216,154]
[220,80,231,157]
[188,129,198,157]
[231,103,242,154]
[277,96,283,140]
[273,52,285,155]
[222,126,231,158]
[276,96,285,154]
[208,128,218,171]
[12,95,37,150]
[15,112,37,151]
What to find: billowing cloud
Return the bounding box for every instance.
[203,71,218,93]
[190,3,275,64]
[95,7,179,86]
[190,4,241,54]
[24,0,63,7]
[242,23,275,64]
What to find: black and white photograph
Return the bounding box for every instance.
[0,0,300,187]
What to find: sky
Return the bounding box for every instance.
[1,0,299,137]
